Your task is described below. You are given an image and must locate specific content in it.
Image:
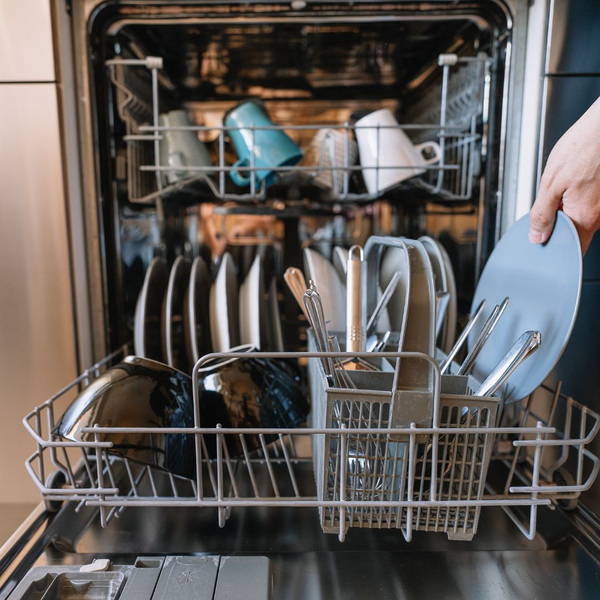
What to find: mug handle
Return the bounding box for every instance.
[415,141,442,165]
[231,157,251,187]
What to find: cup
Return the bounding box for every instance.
[354,109,441,196]
[158,110,213,185]
[224,100,303,188]
[302,128,358,193]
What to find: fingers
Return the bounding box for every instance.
[529,174,564,244]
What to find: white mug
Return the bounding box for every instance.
[303,128,358,193]
[354,109,441,196]
[158,110,213,185]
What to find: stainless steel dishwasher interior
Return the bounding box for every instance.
[5,2,600,600]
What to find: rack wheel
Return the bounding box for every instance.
[44,470,67,513]
[553,468,579,511]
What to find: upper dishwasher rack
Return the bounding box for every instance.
[106,53,489,205]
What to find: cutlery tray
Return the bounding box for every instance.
[308,343,499,541]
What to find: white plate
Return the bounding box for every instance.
[469,212,582,402]
[239,255,262,348]
[303,247,346,332]
[134,256,169,361]
[379,240,411,350]
[209,252,240,352]
[266,277,284,351]
[163,256,193,372]
[332,246,349,281]
[185,256,212,364]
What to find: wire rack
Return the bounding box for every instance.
[106,53,488,206]
[23,346,600,542]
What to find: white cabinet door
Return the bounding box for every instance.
[0,84,76,502]
[0,0,55,82]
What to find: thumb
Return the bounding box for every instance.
[529,178,564,244]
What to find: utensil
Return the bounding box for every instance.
[284,267,310,319]
[354,109,442,196]
[372,330,391,352]
[366,270,401,336]
[440,299,486,374]
[134,257,169,362]
[224,100,303,188]
[328,335,356,389]
[303,287,337,386]
[469,212,582,401]
[474,331,542,397]
[458,296,509,376]
[346,245,366,353]
[163,256,193,373]
[185,256,212,364]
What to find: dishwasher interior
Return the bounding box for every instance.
[5,2,600,599]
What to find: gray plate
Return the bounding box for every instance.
[469,212,582,401]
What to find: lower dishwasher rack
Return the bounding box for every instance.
[23,346,600,543]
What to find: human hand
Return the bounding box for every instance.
[529,96,600,254]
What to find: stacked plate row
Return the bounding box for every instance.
[134,252,283,374]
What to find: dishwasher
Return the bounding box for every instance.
[2,1,600,599]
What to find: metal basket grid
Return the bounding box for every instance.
[106,53,488,205]
[23,348,600,542]
[312,359,498,541]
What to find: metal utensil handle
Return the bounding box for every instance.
[284,267,310,320]
[458,296,509,375]
[303,291,336,383]
[346,245,366,352]
[366,270,401,336]
[440,299,486,374]
[474,330,542,397]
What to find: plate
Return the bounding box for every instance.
[185,256,212,364]
[266,277,284,351]
[332,246,349,281]
[209,252,240,352]
[239,254,262,348]
[379,240,411,350]
[469,212,582,401]
[419,236,457,352]
[133,256,169,361]
[163,256,193,372]
[303,247,346,332]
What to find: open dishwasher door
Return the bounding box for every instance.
[3,1,600,599]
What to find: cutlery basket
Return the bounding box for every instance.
[308,338,499,541]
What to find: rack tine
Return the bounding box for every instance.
[279,434,300,497]
[259,435,280,498]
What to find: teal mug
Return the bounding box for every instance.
[224,100,303,188]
